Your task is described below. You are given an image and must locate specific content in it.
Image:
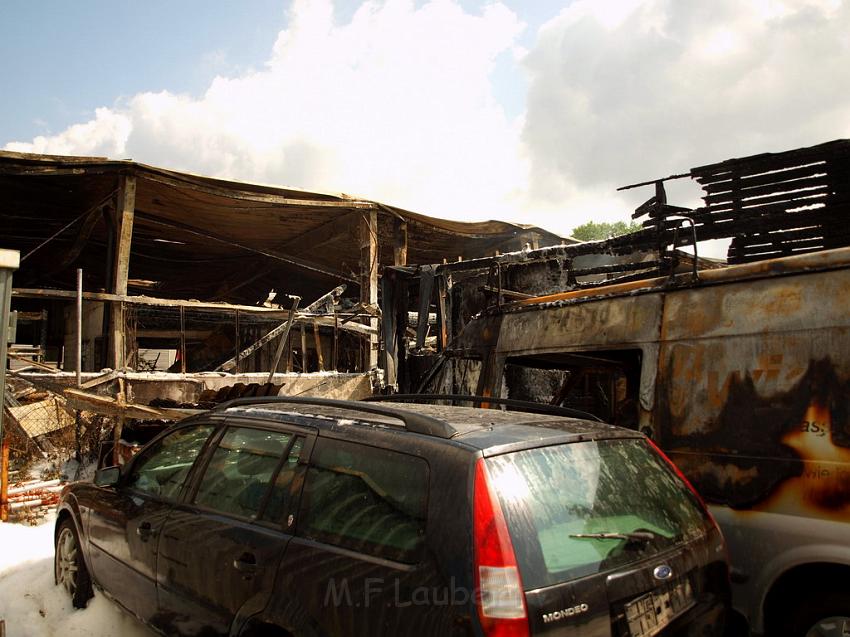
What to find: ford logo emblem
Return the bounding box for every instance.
[653,565,673,580]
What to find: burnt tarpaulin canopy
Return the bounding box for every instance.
[0,150,565,303]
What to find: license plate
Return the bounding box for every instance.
[625,579,695,637]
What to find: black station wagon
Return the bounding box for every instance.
[54,397,730,636]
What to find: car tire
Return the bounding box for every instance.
[782,592,850,637]
[54,518,94,609]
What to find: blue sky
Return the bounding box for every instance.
[0,0,563,143]
[0,0,287,142]
[3,0,848,236]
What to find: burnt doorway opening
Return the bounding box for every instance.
[504,349,643,428]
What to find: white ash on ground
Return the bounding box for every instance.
[0,512,154,636]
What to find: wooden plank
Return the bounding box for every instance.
[63,387,199,421]
[691,140,850,182]
[287,330,293,372]
[701,190,830,218]
[12,288,296,314]
[695,205,847,240]
[266,299,300,382]
[300,324,308,372]
[113,175,136,297]
[313,322,324,371]
[360,211,379,370]
[393,218,408,266]
[110,174,136,370]
[702,177,829,206]
[435,275,448,351]
[10,288,380,335]
[6,351,59,373]
[333,313,339,371]
[701,163,831,194]
[79,369,121,389]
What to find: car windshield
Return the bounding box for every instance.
[486,438,709,589]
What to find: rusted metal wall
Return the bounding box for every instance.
[440,251,850,523]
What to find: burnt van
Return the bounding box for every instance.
[418,245,850,636]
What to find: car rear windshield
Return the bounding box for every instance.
[486,438,709,590]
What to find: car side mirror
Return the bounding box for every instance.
[94,466,121,487]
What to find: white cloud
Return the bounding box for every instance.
[5,0,850,239]
[522,0,850,231]
[5,107,131,158]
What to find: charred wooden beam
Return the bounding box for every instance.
[109,173,136,370]
[360,211,379,370]
[393,219,408,266]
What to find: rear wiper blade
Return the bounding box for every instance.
[569,531,658,543]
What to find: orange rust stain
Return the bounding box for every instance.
[757,287,803,316]
[666,345,706,421]
[514,276,663,306]
[755,400,850,520]
[707,369,740,409]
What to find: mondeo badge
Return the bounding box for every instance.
[653,565,673,580]
[542,603,589,624]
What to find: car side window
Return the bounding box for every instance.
[194,427,294,519]
[298,439,429,563]
[126,424,215,499]
[261,436,305,524]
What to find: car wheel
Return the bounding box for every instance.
[783,593,850,637]
[54,519,94,608]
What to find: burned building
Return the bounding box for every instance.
[0,149,569,468]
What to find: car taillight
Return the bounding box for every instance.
[473,458,529,637]
[646,438,720,528]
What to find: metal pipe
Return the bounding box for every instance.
[666,215,700,282]
[76,268,83,386]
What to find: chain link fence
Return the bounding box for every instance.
[3,375,114,472]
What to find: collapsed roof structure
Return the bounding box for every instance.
[1,150,568,372]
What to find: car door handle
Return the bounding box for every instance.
[136,522,153,540]
[233,552,259,574]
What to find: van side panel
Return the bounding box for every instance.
[655,268,850,632]
[657,269,850,520]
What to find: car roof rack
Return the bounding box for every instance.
[212,396,457,439]
[363,394,604,422]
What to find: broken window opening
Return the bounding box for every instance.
[503,349,643,429]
